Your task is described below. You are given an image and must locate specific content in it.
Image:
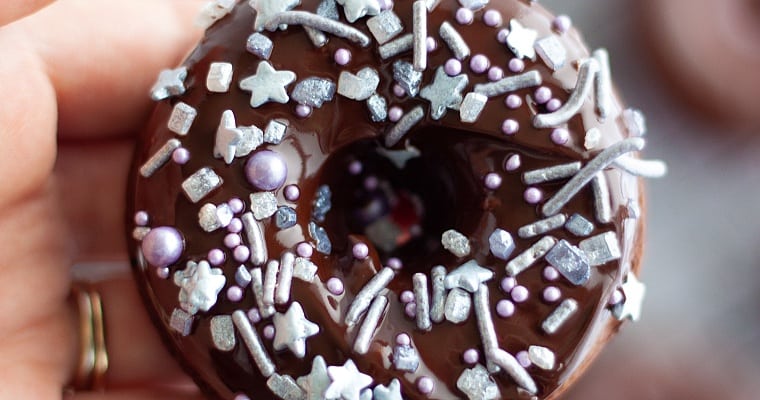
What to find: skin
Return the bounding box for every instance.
[0,1,204,398]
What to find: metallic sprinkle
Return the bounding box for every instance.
[169,308,193,336]
[246,32,274,59]
[264,119,288,144]
[294,257,318,282]
[250,267,275,318]
[325,359,374,400]
[198,203,233,232]
[487,348,538,394]
[335,0,381,23]
[457,364,500,400]
[489,229,515,260]
[366,10,403,44]
[239,61,297,108]
[250,0,300,32]
[591,173,612,224]
[545,240,591,286]
[444,287,472,324]
[412,1,427,71]
[206,62,234,93]
[167,102,197,135]
[273,302,320,358]
[565,213,594,237]
[236,265,252,287]
[267,373,305,400]
[613,273,646,321]
[506,19,538,60]
[474,284,499,373]
[366,94,388,122]
[373,379,403,400]
[439,21,470,60]
[263,259,279,308]
[533,58,600,128]
[232,310,275,377]
[236,124,264,158]
[150,67,187,101]
[354,295,388,354]
[265,11,372,47]
[413,273,432,331]
[593,48,613,119]
[445,260,494,293]
[242,212,268,266]
[305,0,340,48]
[541,138,646,217]
[518,214,567,239]
[505,236,557,277]
[579,231,621,267]
[312,185,332,222]
[384,105,424,147]
[441,229,471,257]
[274,252,296,305]
[297,355,331,400]
[379,33,413,60]
[420,66,469,120]
[338,67,380,101]
[250,192,278,221]
[393,344,420,372]
[292,77,337,108]
[430,265,447,323]
[345,267,395,326]
[181,167,223,203]
[140,139,181,178]
[535,36,567,71]
[522,161,582,185]
[542,298,579,334]
[474,70,542,98]
[460,92,488,123]
[612,155,668,178]
[528,346,556,370]
[393,60,423,97]
[210,315,236,351]
[308,222,332,255]
[195,0,235,29]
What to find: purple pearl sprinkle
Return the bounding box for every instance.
[227,286,243,302]
[426,36,437,52]
[543,266,560,281]
[484,173,502,190]
[496,299,515,318]
[497,29,510,43]
[524,187,543,204]
[404,302,417,318]
[334,48,351,65]
[263,325,275,340]
[348,160,363,175]
[508,58,525,73]
[388,106,403,122]
[516,351,532,368]
[546,98,562,112]
[400,290,415,304]
[245,150,288,191]
[134,211,149,226]
[396,333,411,346]
[224,233,241,248]
[504,154,521,172]
[364,176,379,191]
[505,94,522,109]
[483,10,502,27]
[609,289,624,305]
[417,377,434,395]
[233,245,250,263]
[172,147,190,164]
[156,267,170,279]
[488,66,504,81]
[141,226,183,268]
[284,185,300,202]
[393,84,406,98]
[227,218,243,233]
[463,349,479,364]
[228,198,244,214]
[511,286,529,303]
[444,58,462,76]
[501,119,519,135]
[500,277,517,293]
[352,243,370,260]
[534,87,552,104]
[543,286,561,303]
[387,257,403,270]
[208,248,225,266]
[553,15,572,33]
[247,308,261,323]
[326,277,344,296]
[297,242,314,258]
[469,54,490,74]
[295,104,312,118]
[379,0,393,10]
[551,128,570,145]
[455,8,474,24]
[234,394,251,400]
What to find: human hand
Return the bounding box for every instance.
[0,1,207,398]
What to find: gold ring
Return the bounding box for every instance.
[69,284,109,391]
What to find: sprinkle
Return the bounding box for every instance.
[294,257,318,282]
[484,173,502,189]
[298,355,331,400]
[292,77,337,108]
[420,66,469,120]
[274,252,295,305]
[444,287,472,323]
[264,119,288,144]
[545,240,590,285]
[445,260,494,293]
[393,60,423,97]
[195,0,235,29]
[501,119,519,135]
[429,266,447,323]
[345,267,395,326]
[312,185,333,223]
[140,139,181,178]
[400,290,414,304]
[470,55,490,75]
[182,167,223,203]
[488,66,504,81]
[613,155,668,178]
[232,310,275,377]
[593,48,613,119]
[235,265,252,287]
[233,246,250,263]
[533,58,599,128]
[426,36,437,52]
[172,148,190,164]
[518,214,568,239]
[542,286,561,303]
[487,348,538,394]
[439,21,470,60]
[511,285,529,303]
[412,1,428,71]
[326,277,345,295]
[565,213,594,237]
[273,302,319,358]
[367,94,388,122]
[522,161,582,185]
[506,20,538,60]
[250,0,300,31]
[354,295,388,354]
[250,192,278,220]
[367,10,403,44]
[623,108,647,136]
[241,212,267,266]
[542,138,646,216]
[460,92,489,123]
[505,236,557,277]
[413,273,432,331]
[584,127,602,150]
[613,273,646,321]
[167,102,197,135]
[542,298,579,334]
[488,229,515,260]
[393,343,420,372]
[206,62,234,93]
[591,173,612,224]
[304,0,339,48]
[325,359,374,400]
[549,99,565,114]
[210,315,236,351]
[553,15,572,33]
[134,211,149,226]
[535,36,567,71]
[352,243,370,260]
[150,67,187,101]
[246,32,274,59]
[523,187,543,204]
[266,11,372,47]
[508,58,525,73]
[334,48,352,65]
[207,248,225,266]
[385,105,424,147]
[463,349,480,364]
[483,9,502,26]
[550,128,570,145]
[417,377,434,395]
[500,277,516,293]
[338,67,380,101]
[374,379,404,400]
[455,7,474,24]
[250,268,275,318]
[444,58,463,76]
[239,61,297,108]
[534,86,552,104]
[515,351,531,368]
[169,308,194,336]
[214,110,245,164]
[245,150,288,191]
[457,364,500,400]
[579,231,621,267]
[474,70,542,98]
[459,0,489,10]
[379,33,413,60]
[262,259,279,308]
[441,229,471,257]
[308,222,332,255]
[505,94,522,109]
[267,374,306,399]
[473,284,499,372]
[495,299,515,318]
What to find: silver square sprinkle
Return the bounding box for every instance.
[393,60,423,97]
[236,125,264,158]
[367,10,404,44]
[565,213,594,237]
[250,192,278,220]
[206,62,234,93]
[182,168,223,203]
[264,119,288,144]
[294,257,318,282]
[246,32,274,59]
[579,231,621,267]
[167,102,197,135]
[198,202,234,232]
[169,308,194,336]
[545,240,591,286]
[444,287,472,324]
[392,344,420,372]
[488,229,515,260]
[291,77,336,108]
[210,315,236,351]
[366,94,388,122]
[535,36,567,71]
[459,92,488,123]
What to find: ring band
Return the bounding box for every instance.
[70,284,109,391]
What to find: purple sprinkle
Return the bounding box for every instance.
[388,106,403,122]
[500,277,517,293]
[516,351,532,368]
[393,84,406,98]
[295,104,312,118]
[484,173,502,190]
[334,48,351,65]
[364,176,379,191]
[553,15,572,33]
[504,154,521,172]
[546,98,562,112]
[156,267,170,279]
[534,87,552,104]
[141,226,184,268]
[511,285,529,303]
[387,257,403,270]
[263,325,275,340]
[505,94,522,109]
[348,160,363,175]
[508,58,525,73]
[551,128,570,145]
[297,242,314,258]
[227,218,243,233]
[379,0,393,10]
[501,119,519,135]
[497,29,510,43]
[227,286,244,302]
[426,36,437,52]
[400,290,415,304]
[609,289,624,305]
[233,245,250,263]
[326,277,344,296]
[396,333,411,346]
[352,243,370,260]
[496,299,515,318]
[463,349,479,364]
[543,286,562,303]
[524,187,543,204]
[172,147,190,164]
[234,394,251,400]
[543,266,560,281]
[455,8,474,25]
[208,248,225,266]
[488,66,504,81]
[444,58,462,76]
[245,150,288,191]
[247,308,262,323]
[483,10,502,27]
[224,233,241,248]
[134,211,149,226]
[284,185,300,201]
[404,302,417,318]
[417,377,434,395]
[469,54,490,74]
[228,198,244,214]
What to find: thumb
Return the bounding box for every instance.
[0,0,55,27]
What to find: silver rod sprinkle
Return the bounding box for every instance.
[345,267,396,326]
[439,21,470,60]
[541,137,645,217]
[232,310,275,377]
[474,284,500,373]
[542,298,579,334]
[265,11,371,47]
[250,267,275,318]
[593,49,613,120]
[413,273,432,331]
[518,214,568,239]
[139,139,181,178]
[505,236,557,277]
[430,265,446,323]
[474,70,543,98]
[612,155,668,178]
[263,259,279,308]
[412,1,427,72]
[385,105,424,147]
[275,252,295,305]
[241,212,268,266]
[487,348,538,395]
[379,33,413,60]
[591,173,612,224]
[522,161,582,185]
[353,295,388,354]
[425,0,441,11]
[533,58,600,129]
[305,27,329,48]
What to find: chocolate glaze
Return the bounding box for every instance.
[128,1,646,399]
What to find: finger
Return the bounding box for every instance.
[0,0,55,27]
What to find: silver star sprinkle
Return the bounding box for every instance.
[173,261,226,315]
[239,61,297,108]
[249,0,301,31]
[457,364,500,400]
[420,66,469,120]
[373,379,403,400]
[614,273,646,321]
[506,19,538,60]
[444,260,493,293]
[325,359,373,400]
[150,67,187,101]
[335,0,381,23]
[297,355,331,400]
[273,302,319,358]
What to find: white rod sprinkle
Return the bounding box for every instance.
[250,267,275,318]
[232,310,275,377]
[505,236,558,277]
[474,70,543,98]
[379,33,413,60]
[522,161,582,185]
[439,21,470,60]
[593,48,613,120]
[345,267,396,327]
[412,1,428,72]
[612,155,668,178]
[474,284,500,373]
[542,298,579,334]
[263,259,279,308]
[241,212,267,266]
[517,214,568,239]
[487,348,538,395]
[430,265,446,323]
[385,106,424,147]
[591,173,612,224]
[533,58,600,128]
[275,252,295,305]
[353,295,388,354]
[413,273,432,331]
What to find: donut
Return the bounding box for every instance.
[127,1,666,399]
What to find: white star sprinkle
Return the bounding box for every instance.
[297,355,331,400]
[325,359,373,400]
[249,0,301,31]
[272,302,320,358]
[214,110,244,164]
[614,273,646,321]
[373,379,403,400]
[239,61,297,108]
[444,260,494,293]
[506,19,538,60]
[420,66,469,120]
[336,0,381,23]
[173,261,226,315]
[150,67,188,101]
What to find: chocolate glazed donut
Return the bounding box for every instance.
[127,1,666,399]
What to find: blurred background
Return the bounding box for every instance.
[540,0,760,398]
